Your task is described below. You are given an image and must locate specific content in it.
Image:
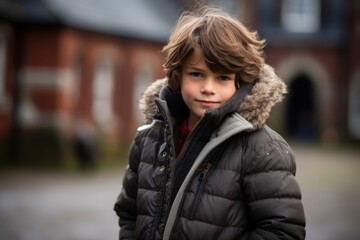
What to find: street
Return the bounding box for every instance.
[294,147,360,240]
[0,146,359,240]
[0,171,123,240]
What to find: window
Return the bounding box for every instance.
[214,0,241,19]
[282,0,320,33]
[92,57,114,126]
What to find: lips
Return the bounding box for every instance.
[196,100,219,107]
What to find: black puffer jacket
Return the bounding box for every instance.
[114,65,306,240]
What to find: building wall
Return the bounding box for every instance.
[347,0,360,139]
[0,21,12,136]
[265,46,345,141]
[247,0,360,144]
[0,23,165,166]
[1,0,359,166]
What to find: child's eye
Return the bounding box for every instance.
[190,72,202,78]
[218,75,231,81]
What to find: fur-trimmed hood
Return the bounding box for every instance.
[139,64,286,130]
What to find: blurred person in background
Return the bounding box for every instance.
[73,118,97,170]
[114,5,305,240]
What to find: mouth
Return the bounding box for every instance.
[196,100,220,107]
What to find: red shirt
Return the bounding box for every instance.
[176,118,191,156]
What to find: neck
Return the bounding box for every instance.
[187,114,200,130]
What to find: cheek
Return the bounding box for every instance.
[229,88,236,97]
[181,86,192,102]
[180,80,194,98]
[222,84,236,99]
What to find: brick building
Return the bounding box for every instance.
[0,0,180,166]
[0,0,359,166]
[251,0,360,145]
[218,0,359,145]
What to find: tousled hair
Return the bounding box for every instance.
[162,6,266,91]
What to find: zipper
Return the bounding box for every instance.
[188,162,211,220]
[148,144,171,239]
[167,160,214,239]
[148,109,174,240]
[165,141,227,239]
[148,100,182,240]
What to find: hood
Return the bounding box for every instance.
[139,64,286,130]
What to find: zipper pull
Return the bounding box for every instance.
[199,162,211,181]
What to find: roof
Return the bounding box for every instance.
[0,0,183,43]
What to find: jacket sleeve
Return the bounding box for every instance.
[114,135,141,240]
[242,129,306,240]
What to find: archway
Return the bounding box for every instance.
[276,54,331,143]
[286,73,318,141]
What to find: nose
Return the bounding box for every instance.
[201,78,215,95]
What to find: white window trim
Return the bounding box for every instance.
[92,57,115,127]
[19,67,76,128]
[282,0,320,33]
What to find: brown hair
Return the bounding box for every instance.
[162,6,266,91]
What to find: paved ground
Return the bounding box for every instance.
[0,171,123,240]
[0,146,359,240]
[293,146,360,240]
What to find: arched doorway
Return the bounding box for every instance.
[286,73,318,141]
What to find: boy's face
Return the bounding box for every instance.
[181,48,236,129]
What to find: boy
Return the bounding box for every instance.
[114,6,306,240]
